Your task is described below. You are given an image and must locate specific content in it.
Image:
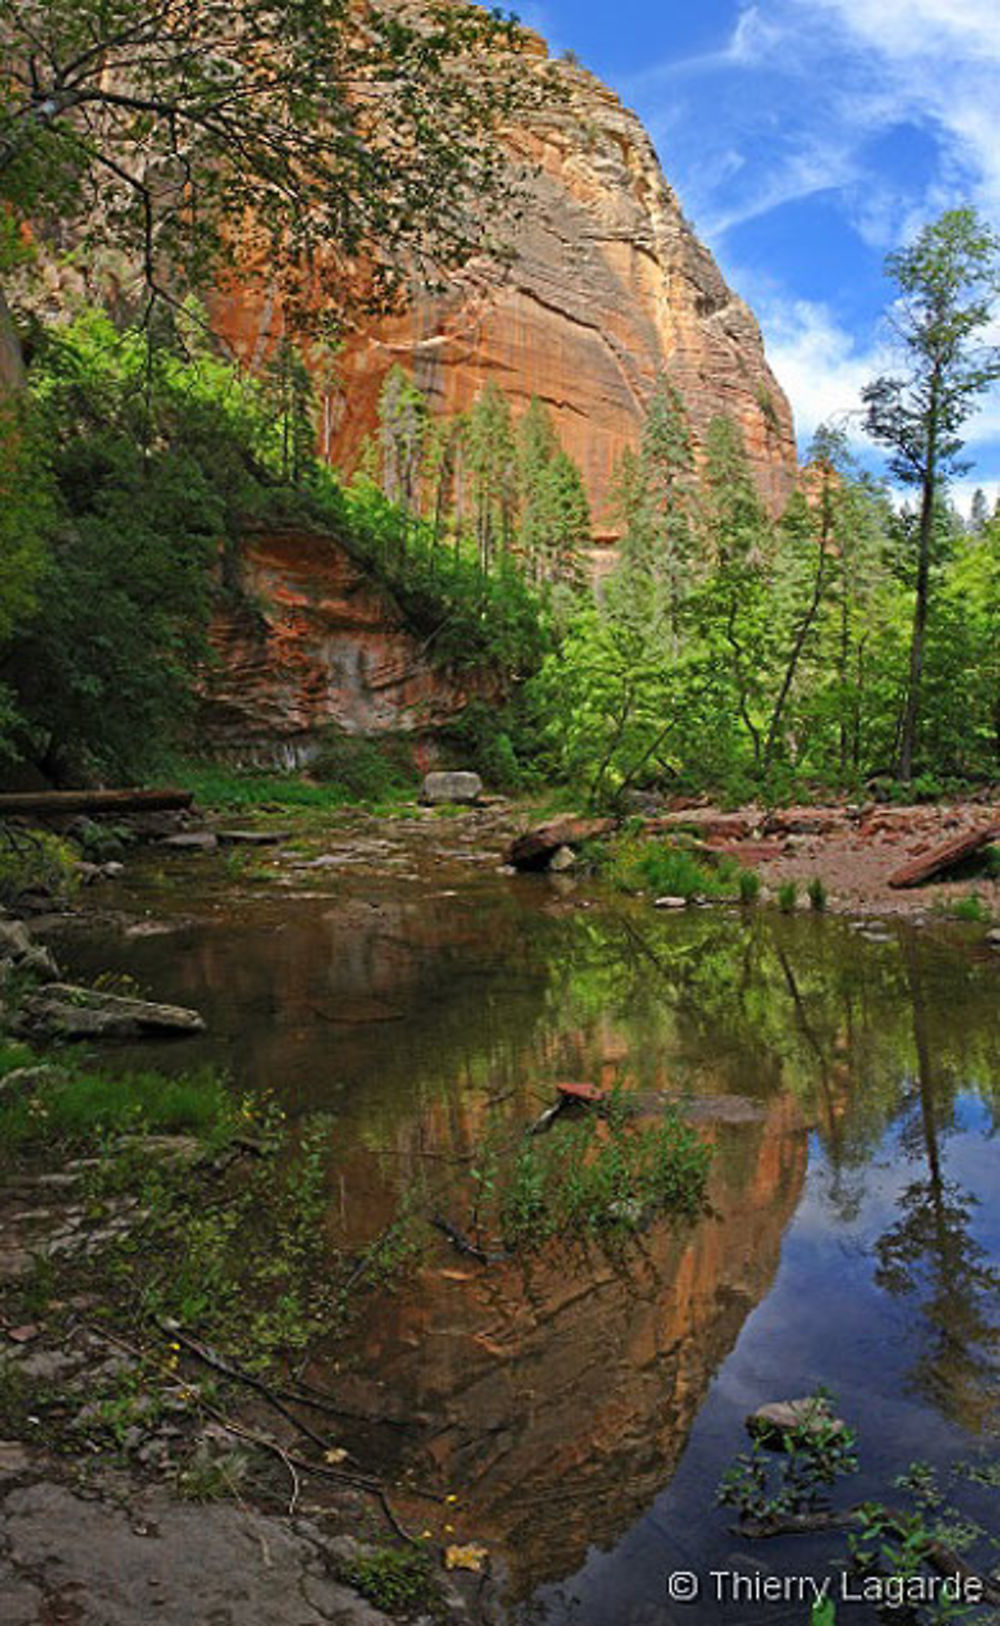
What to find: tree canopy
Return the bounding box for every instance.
[0,0,544,319]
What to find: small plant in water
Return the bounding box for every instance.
[951,892,990,924]
[778,880,798,914]
[739,869,761,905]
[808,876,828,912]
[717,1393,858,1525]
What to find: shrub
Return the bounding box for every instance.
[952,892,990,924]
[778,880,798,914]
[309,730,416,802]
[0,827,78,906]
[605,838,748,902]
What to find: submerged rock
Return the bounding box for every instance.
[420,771,483,806]
[13,983,205,1042]
[747,1397,847,1447]
[160,831,219,852]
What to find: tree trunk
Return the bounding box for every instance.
[0,286,25,397]
[898,373,940,781]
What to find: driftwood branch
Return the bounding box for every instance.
[737,1507,1000,1607]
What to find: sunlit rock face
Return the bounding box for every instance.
[202,530,498,754]
[212,44,798,561]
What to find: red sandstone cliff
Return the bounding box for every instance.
[203,530,495,756]
[212,36,798,554]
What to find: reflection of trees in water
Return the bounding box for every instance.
[545,909,1000,1165]
[873,943,1000,1432]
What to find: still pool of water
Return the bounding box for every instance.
[53,852,1000,1623]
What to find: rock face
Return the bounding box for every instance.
[213,44,798,557]
[203,529,498,755]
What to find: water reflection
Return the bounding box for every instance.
[54,867,1000,1614]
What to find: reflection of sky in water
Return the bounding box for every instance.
[527,1101,999,1626]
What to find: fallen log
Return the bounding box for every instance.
[507,816,616,872]
[887,823,1000,889]
[0,787,193,819]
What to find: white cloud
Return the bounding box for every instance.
[750,293,1000,465]
[756,298,883,443]
[949,479,1000,520]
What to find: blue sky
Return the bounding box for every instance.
[516,0,1000,512]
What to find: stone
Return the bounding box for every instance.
[747,1397,846,1446]
[217,829,292,846]
[0,1481,401,1626]
[13,983,206,1041]
[547,845,576,873]
[160,830,218,852]
[986,929,1000,947]
[653,895,688,910]
[420,771,483,806]
[0,919,59,980]
[507,817,615,872]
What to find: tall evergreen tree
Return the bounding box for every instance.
[862,208,1000,780]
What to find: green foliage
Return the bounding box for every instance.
[778,880,798,914]
[0,1060,234,1155]
[309,730,416,803]
[718,1395,860,1522]
[739,869,762,905]
[339,1546,442,1620]
[0,0,545,318]
[950,893,990,924]
[443,698,538,793]
[808,876,828,912]
[862,208,1000,780]
[495,1108,710,1248]
[0,826,77,906]
[603,837,746,901]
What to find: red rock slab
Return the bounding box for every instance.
[555,1081,606,1104]
[507,817,616,871]
[887,824,1000,889]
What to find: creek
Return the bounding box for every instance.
[50,824,1000,1624]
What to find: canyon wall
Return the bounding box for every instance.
[213,38,798,557]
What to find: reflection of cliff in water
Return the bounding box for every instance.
[319,1093,806,1598]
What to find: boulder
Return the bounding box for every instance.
[507,817,616,872]
[0,919,60,981]
[548,845,576,873]
[420,772,483,806]
[161,831,219,852]
[653,895,688,910]
[0,1064,70,1097]
[13,983,205,1042]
